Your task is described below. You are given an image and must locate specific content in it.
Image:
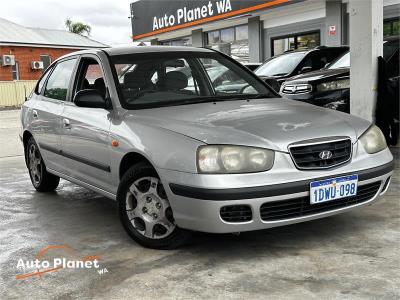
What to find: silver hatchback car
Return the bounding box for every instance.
[20,46,393,249]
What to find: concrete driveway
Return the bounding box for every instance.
[0,109,399,299]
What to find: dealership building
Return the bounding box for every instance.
[130,0,400,63]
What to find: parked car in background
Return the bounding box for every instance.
[20,46,393,249]
[242,62,262,71]
[280,36,400,113]
[254,46,349,86]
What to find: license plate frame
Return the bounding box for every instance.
[310,174,358,205]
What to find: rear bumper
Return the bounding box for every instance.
[164,161,393,233]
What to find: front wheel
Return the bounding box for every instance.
[26,137,60,192]
[117,162,190,249]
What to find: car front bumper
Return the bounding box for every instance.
[159,147,394,233]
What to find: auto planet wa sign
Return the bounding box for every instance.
[152,0,230,31]
[130,0,305,40]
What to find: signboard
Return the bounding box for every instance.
[130,0,304,40]
[328,25,336,36]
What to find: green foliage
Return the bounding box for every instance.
[65,18,91,36]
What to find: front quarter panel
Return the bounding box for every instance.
[109,114,204,190]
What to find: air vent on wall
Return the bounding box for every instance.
[31,61,44,70]
[2,55,15,66]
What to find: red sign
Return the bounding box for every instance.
[329,25,337,36]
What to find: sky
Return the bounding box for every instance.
[1,0,137,46]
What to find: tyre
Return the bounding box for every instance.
[117,162,191,249]
[26,136,60,192]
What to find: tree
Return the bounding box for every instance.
[65,18,91,36]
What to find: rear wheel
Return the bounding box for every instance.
[26,137,60,192]
[117,162,190,249]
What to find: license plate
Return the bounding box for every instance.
[310,174,358,205]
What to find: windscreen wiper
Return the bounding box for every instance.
[165,94,274,107]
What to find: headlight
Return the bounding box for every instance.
[317,79,349,92]
[197,145,275,174]
[359,125,387,154]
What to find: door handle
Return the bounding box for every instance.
[32,110,38,118]
[62,118,71,128]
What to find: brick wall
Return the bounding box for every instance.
[0,46,81,81]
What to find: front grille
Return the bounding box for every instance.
[220,205,252,223]
[282,84,312,94]
[289,138,352,169]
[260,181,381,222]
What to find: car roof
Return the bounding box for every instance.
[55,46,216,61]
[103,46,214,56]
[384,35,399,42]
[281,45,349,55]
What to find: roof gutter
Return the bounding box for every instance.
[0,41,108,49]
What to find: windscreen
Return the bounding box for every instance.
[110,52,273,109]
[255,52,306,77]
[328,52,350,69]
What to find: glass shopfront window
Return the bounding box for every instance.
[384,18,400,37]
[220,27,235,43]
[160,36,192,46]
[272,31,320,56]
[235,25,248,41]
[206,25,249,63]
[273,37,295,55]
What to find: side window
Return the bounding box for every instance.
[75,58,106,98]
[36,68,52,94]
[325,50,344,64]
[44,58,77,101]
[298,52,327,73]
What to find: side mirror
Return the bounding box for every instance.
[300,66,313,74]
[324,63,330,68]
[263,77,280,93]
[74,89,106,109]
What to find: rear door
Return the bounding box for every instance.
[59,54,114,193]
[30,57,78,172]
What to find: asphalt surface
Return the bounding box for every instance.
[0,109,399,299]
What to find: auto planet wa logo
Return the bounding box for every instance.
[152,0,233,31]
[15,245,108,280]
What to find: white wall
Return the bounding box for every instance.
[260,0,326,29]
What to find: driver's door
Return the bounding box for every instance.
[59,54,114,193]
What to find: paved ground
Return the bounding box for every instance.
[0,110,399,299]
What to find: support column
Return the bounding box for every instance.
[192,29,204,47]
[248,16,263,63]
[325,0,342,46]
[349,0,383,121]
